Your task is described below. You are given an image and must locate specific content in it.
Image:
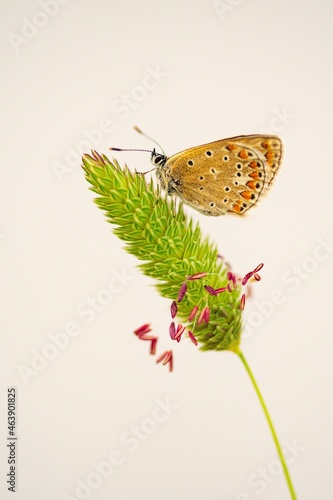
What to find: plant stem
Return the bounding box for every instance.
[237,350,297,499]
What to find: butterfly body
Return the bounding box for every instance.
[151,135,283,216]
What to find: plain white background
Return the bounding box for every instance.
[1,1,333,499]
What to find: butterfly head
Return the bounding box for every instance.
[150,148,167,167]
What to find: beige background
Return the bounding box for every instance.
[1,0,332,499]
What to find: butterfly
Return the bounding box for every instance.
[110,130,283,216]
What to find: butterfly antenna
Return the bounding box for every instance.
[109,147,154,153]
[133,126,165,154]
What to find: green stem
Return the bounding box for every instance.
[237,350,297,500]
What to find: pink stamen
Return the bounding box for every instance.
[204,285,217,296]
[150,338,158,355]
[188,305,199,321]
[253,263,264,273]
[156,350,173,372]
[203,306,210,324]
[174,324,185,340]
[242,271,253,286]
[168,352,173,372]
[227,282,233,292]
[169,322,176,339]
[188,330,198,346]
[163,351,172,364]
[215,286,227,294]
[198,306,210,325]
[197,308,205,325]
[134,323,151,336]
[170,300,178,318]
[253,273,261,281]
[240,293,246,310]
[177,282,187,302]
[156,351,167,363]
[138,334,155,341]
[186,272,207,281]
[227,271,237,288]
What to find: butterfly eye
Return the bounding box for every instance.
[152,153,166,166]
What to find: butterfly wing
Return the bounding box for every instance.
[164,135,283,216]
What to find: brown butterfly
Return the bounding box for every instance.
[111,131,283,216]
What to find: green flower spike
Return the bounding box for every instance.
[82,151,297,499]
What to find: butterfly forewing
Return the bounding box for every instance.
[163,135,283,216]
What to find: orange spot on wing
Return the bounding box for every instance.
[246,180,257,190]
[265,151,274,159]
[226,144,237,151]
[261,140,270,148]
[238,149,248,159]
[249,161,257,168]
[241,191,253,200]
[232,203,242,213]
[249,171,260,179]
